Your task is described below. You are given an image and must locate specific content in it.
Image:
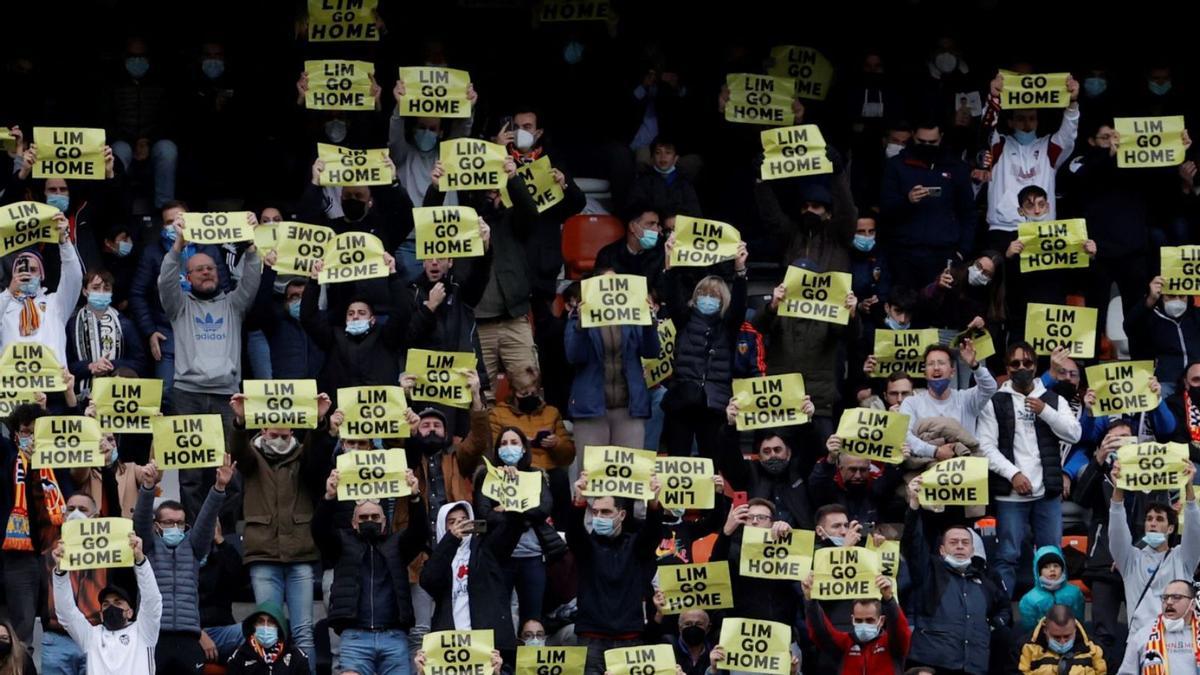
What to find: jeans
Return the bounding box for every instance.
[172,386,240,530]
[338,628,411,675]
[395,239,424,285]
[503,555,547,624]
[1,550,40,646]
[643,386,666,452]
[250,562,318,675]
[40,631,86,675]
[247,329,273,379]
[994,497,1062,597]
[409,584,435,657]
[155,348,176,412]
[111,138,178,208]
[204,624,246,664]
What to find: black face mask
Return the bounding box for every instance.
[1011,368,1036,389]
[799,211,823,232]
[681,625,707,647]
[760,457,789,476]
[1190,386,1200,402]
[0,641,11,657]
[342,199,367,221]
[516,395,541,414]
[358,521,382,540]
[1052,380,1079,400]
[910,143,939,162]
[410,432,448,456]
[102,605,128,631]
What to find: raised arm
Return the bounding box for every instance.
[157,248,186,320]
[53,568,93,651]
[52,241,84,323]
[134,551,163,646]
[229,248,262,313]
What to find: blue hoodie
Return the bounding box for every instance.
[1017,545,1086,632]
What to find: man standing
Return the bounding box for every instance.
[899,342,995,459]
[1122,579,1200,675]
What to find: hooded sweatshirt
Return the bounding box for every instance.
[1110,497,1200,638]
[435,501,475,630]
[1016,546,1086,632]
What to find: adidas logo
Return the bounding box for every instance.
[194,313,226,341]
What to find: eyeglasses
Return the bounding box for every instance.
[1162,593,1194,603]
[156,519,188,529]
[1008,359,1035,368]
[747,514,772,523]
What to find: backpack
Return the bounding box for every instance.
[732,321,766,378]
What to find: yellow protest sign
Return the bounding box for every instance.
[273,222,335,276]
[605,645,675,675]
[254,222,278,253]
[811,546,882,600]
[536,0,613,21]
[515,646,588,675]
[318,232,389,284]
[872,329,940,378]
[739,526,814,581]
[718,618,792,675]
[868,538,901,581]
[580,274,652,328]
[404,349,477,409]
[336,450,411,500]
[1086,360,1159,416]
[0,128,14,153]
[582,446,656,501]
[181,211,254,245]
[778,267,852,325]
[760,125,832,180]
[0,391,36,419]
[31,416,103,469]
[422,630,493,674]
[0,201,60,256]
[337,386,408,439]
[1116,116,1187,168]
[1000,71,1070,109]
[413,206,483,259]
[317,143,392,186]
[1161,246,1200,295]
[481,458,542,512]
[654,457,714,510]
[768,45,834,101]
[670,216,740,267]
[725,74,795,127]
[732,374,809,430]
[660,562,734,614]
[61,517,133,571]
[243,380,319,429]
[0,343,65,392]
[951,326,996,363]
[92,377,162,433]
[32,127,105,180]
[151,415,226,469]
[303,60,375,111]
[439,138,507,191]
[398,67,472,118]
[1117,442,1189,493]
[835,408,908,464]
[920,457,989,506]
[641,318,676,388]
[1025,303,1097,358]
[500,156,564,213]
[307,0,379,42]
[1018,219,1089,272]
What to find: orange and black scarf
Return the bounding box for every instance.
[1142,614,1200,675]
[250,636,285,664]
[3,451,65,551]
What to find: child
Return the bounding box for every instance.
[1017,545,1086,632]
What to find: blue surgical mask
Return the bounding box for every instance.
[16,435,31,451]
[592,516,616,536]
[827,535,846,546]
[1149,80,1173,96]
[1083,77,1107,97]
[943,554,972,571]
[695,296,721,316]
[346,319,370,336]
[638,229,659,250]
[19,277,41,296]
[116,240,134,257]
[498,445,523,466]
[563,41,584,65]
[161,527,186,547]
[254,625,279,649]
[884,316,909,331]
[287,300,301,320]
[201,58,224,80]
[161,227,177,245]
[524,637,546,647]
[1012,129,1038,146]
[928,377,952,396]
[109,448,120,465]
[853,623,881,642]
[1143,532,1168,548]
[1048,637,1075,655]
[46,193,69,212]
[414,128,438,152]
[852,234,876,252]
[87,291,113,311]
[125,56,149,79]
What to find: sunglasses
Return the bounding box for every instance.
[1008,359,1035,368]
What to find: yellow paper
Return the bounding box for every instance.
[31,416,103,469]
[500,156,564,213]
[336,386,408,439]
[0,343,65,392]
[582,446,655,501]
[273,222,335,276]
[336,449,411,500]
[61,517,133,571]
[920,456,989,506]
[317,143,392,186]
[768,45,834,101]
[1116,116,1187,168]
[0,128,15,153]
[254,222,278,253]
[32,127,105,180]
[307,0,379,42]
[481,458,542,512]
[422,630,494,673]
[515,646,588,675]
[0,201,61,256]
[151,415,226,469]
[868,538,901,581]
[659,562,734,614]
[739,526,814,581]
[640,318,676,388]
[0,392,36,419]
[1018,219,1089,272]
[836,408,909,464]
[1117,442,1190,493]
[439,138,507,191]
[732,373,809,430]
[654,457,715,510]
[872,329,940,378]
[92,377,162,434]
[304,60,375,111]
[1086,360,1159,416]
[760,125,832,180]
[404,349,477,409]
[243,379,319,429]
[1161,246,1200,295]
[413,206,484,259]
[182,211,254,245]
[319,231,389,284]
[1025,303,1098,358]
[398,67,472,118]
[811,546,882,600]
[718,618,792,675]
[536,0,613,21]
[671,216,740,267]
[604,644,675,675]
[951,326,996,363]
[778,267,852,325]
[579,274,652,328]
[1000,71,1071,109]
[725,74,795,126]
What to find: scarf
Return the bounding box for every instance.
[250,636,285,664]
[72,307,123,397]
[1142,614,1200,675]
[16,293,42,337]
[1185,390,1200,443]
[3,451,65,551]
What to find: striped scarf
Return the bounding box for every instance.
[1185,390,1200,443]
[1142,614,1200,675]
[250,636,284,664]
[16,294,41,337]
[3,451,65,551]
[72,307,123,398]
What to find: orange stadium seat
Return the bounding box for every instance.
[562,214,625,280]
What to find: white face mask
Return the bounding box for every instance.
[968,266,990,287]
[65,509,90,522]
[515,128,537,151]
[1165,299,1188,318]
[1024,210,1051,222]
[934,52,959,74]
[1164,617,1187,632]
[885,143,905,159]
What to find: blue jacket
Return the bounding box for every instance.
[880,150,976,255]
[565,315,660,419]
[128,237,231,345]
[1017,545,1086,633]
[1124,300,1200,388]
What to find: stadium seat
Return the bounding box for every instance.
[562,214,625,280]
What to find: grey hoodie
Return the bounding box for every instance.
[1110,498,1200,640]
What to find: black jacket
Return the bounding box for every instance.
[406,257,492,386]
[594,238,667,300]
[716,424,814,529]
[470,446,566,564]
[808,459,903,526]
[711,528,801,628]
[566,500,662,636]
[664,269,746,411]
[224,642,309,675]
[527,175,586,300]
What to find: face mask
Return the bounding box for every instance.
[161,227,177,245]
[524,638,546,647]
[201,58,224,80]
[1048,637,1075,655]
[928,377,952,396]
[102,605,128,631]
[345,319,370,336]
[414,128,438,152]
[653,163,677,176]
[1052,381,1078,400]
[638,229,659,250]
[760,457,789,475]
[934,52,958,74]
[516,395,541,413]
[1083,77,1107,97]
[1190,386,1200,402]
[884,316,909,331]
[1011,369,1035,388]
[591,516,616,536]
[681,625,707,647]
[116,240,134,257]
[852,234,876,252]
[563,41,584,65]
[667,508,686,521]
[262,436,294,456]
[0,642,10,657]
[1143,532,1168,548]
[324,119,347,143]
[16,436,31,451]
[161,527,186,547]
[1040,575,1065,591]
[411,432,447,456]
[967,266,990,287]
[515,129,536,151]
[1164,617,1186,632]
[287,300,301,320]
[799,211,824,231]
[1149,80,1173,96]
[943,554,972,571]
[65,509,90,522]
[255,625,279,649]
[884,142,905,159]
[341,199,367,221]
[358,521,382,540]
[695,296,721,316]
[125,56,149,79]
[910,143,938,162]
[853,622,881,642]
[1165,299,1188,318]
[88,291,113,311]
[1013,129,1038,146]
[826,535,846,546]
[109,448,120,465]
[19,277,41,296]
[1025,211,1051,222]
[46,193,69,212]
[498,446,524,466]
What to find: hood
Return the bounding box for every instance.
[435,500,474,542]
[1033,545,1066,582]
[242,601,289,638]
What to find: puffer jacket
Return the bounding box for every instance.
[806,596,911,675]
[663,269,746,411]
[1018,618,1105,675]
[488,401,575,470]
[1017,545,1086,633]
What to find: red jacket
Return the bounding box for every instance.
[806,598,911,675]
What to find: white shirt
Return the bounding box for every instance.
[978,379,1082,500]
[901,364,998,457]
[0,241,83,363]
[984,105,1079,232]
[54,558,162,675]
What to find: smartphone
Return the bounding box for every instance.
[499,115,514,137]
[731,491,749,509]
[464,519,488,535]
[927,186,943,197]
[533,430,552,446]
[862,521,876,538]
[945,258,954,271]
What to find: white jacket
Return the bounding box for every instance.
[53,558,162,675]
[978,379,1082,500]
[985,104,1080,232]
[0,241,83,364]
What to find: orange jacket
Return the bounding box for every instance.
[489,401,576,469]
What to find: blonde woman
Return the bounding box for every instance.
[0,619,33,675]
